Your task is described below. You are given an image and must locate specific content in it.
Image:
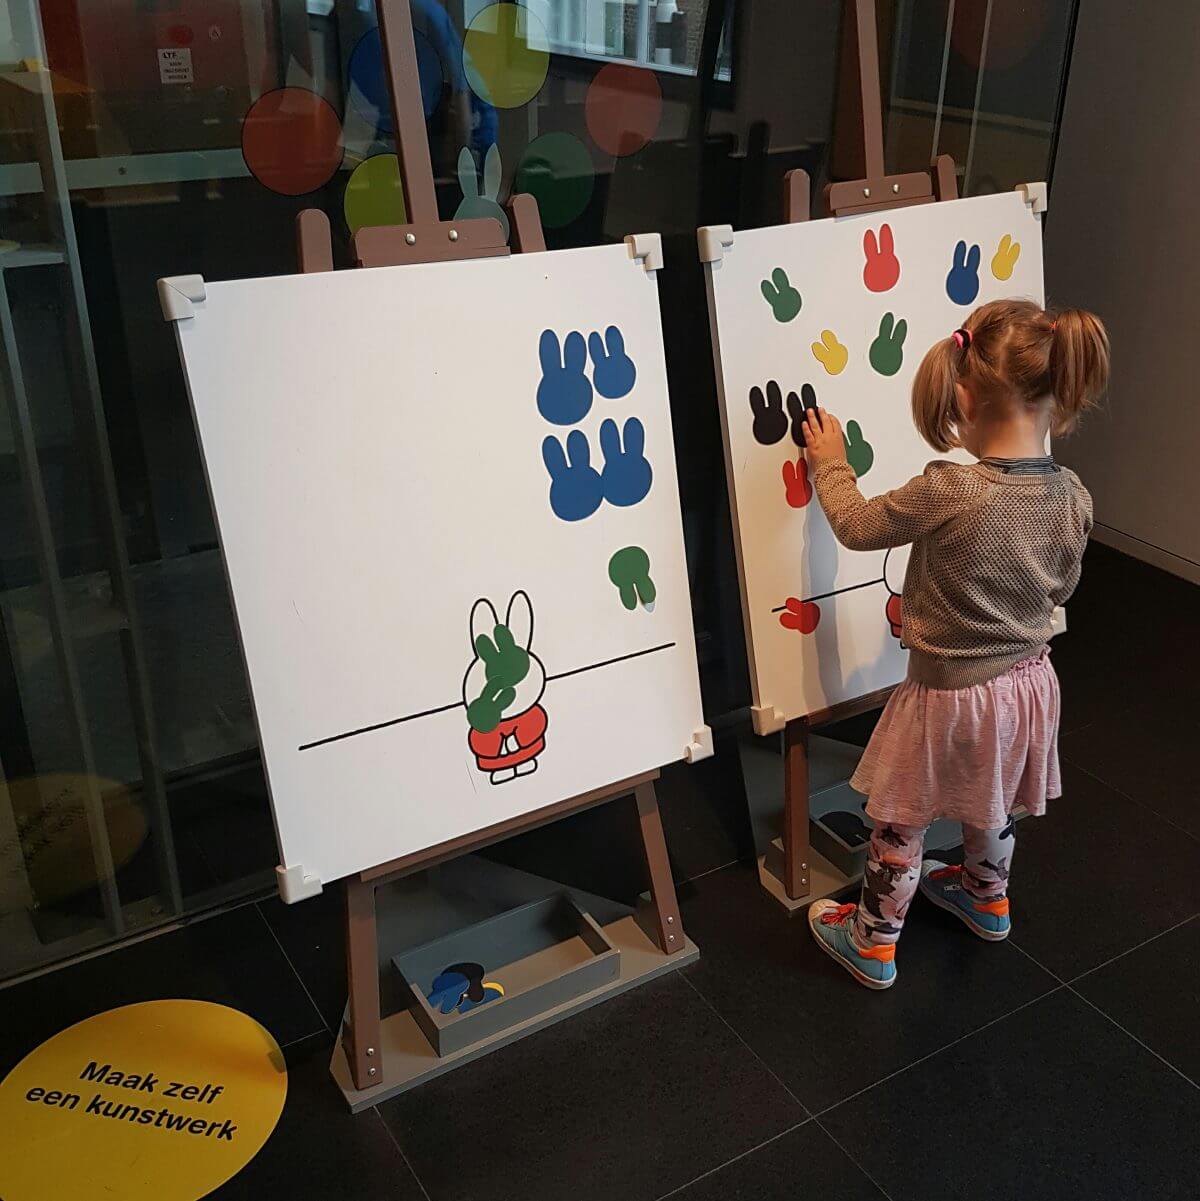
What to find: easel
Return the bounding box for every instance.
[759,0,959,911]
[293,0,692,1108]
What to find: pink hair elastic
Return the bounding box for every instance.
[952,327,972,350]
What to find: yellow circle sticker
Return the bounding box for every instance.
[0,1000,287,1201]
[344,153,407,234]
[463,2,549,109]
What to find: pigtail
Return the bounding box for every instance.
[1049,308,1110,433]
[911,336,962,453]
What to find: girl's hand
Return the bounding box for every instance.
[800,407,847,469]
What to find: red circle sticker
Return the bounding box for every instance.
[167,24,194,47]
[585,64,663,157]
[241,88,344,197]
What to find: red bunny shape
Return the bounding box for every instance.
[780,597,821,635]
[782,457,813,508]
[863,223,900,293]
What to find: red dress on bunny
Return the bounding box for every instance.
[468,705,548,772]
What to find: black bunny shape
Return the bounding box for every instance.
[748,380,792,446]
[788,383,818,447]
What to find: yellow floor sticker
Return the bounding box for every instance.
[0,999,288,1201]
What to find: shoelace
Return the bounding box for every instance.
[818,903,857,927]
[929,865,962,882]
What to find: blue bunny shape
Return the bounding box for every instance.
[543,430,604,521]
[588,326,637,400]
[536,330,593,426]
[599,417,653,508]
[428,971,470,1014]
[946,240,982,305]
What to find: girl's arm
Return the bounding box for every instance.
[801,408,982,551]
[1049,474,1094,605]
[1049,557,1084,607]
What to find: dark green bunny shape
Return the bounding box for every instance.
[466,624,531,734]
[760,268,802,323]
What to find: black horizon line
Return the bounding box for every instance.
[297,641,678,752]
[771,577,885,611]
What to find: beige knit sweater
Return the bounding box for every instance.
[811,459,1093,689]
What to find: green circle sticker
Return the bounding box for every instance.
[463,3,550,109]
[516,133,595,229]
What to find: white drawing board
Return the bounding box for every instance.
[703,189,1045,727]
[165,241,708,893]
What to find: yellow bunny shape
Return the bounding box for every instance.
[991,234,1021,281]
[811,329,848,376]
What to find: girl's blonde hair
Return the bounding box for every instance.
[911,298,1110,453]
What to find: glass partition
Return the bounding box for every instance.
[0,0,1079,983]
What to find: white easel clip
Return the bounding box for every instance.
[1015,181,1048,215]
[624,232,664,273]
[697,225,735,264]
[684,726,715,764]
[1050,605,1067,637]
[276,863,323,903]
[750,704,786,737]
[157,274,207,322]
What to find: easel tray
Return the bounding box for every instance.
[392,894,619,1057]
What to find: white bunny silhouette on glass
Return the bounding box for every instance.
[454,144,510,240]
[462,591,547,784]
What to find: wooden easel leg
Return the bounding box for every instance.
[344,876,382,1091]
[782,719,812,902]
[634,781,685,956]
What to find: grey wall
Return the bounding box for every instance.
[1045,0,1200,582]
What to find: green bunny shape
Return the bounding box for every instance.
[466,679,517,734]
[466,624,530,732]
[843,420,875,478]
[760,267,802,323]
[869,312,907,377]
[608,546,656,611]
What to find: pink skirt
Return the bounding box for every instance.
[851,650,1062,831]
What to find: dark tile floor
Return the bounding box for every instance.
[3,543,1198,1201]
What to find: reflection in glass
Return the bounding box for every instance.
[0,0,1079,984]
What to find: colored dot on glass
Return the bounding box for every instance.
[344,154,407,234]
[951,2,1048,69]
[515,133,595,229]
[241,88,343,197]
[585,64,663,157]
[348,26,443,134]
[463,3,550,109]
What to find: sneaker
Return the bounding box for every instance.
[919,862,1011,941]
[807,900,897,990]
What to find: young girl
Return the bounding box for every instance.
[801,298,1109,990]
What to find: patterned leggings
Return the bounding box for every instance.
[854,816,1016,947]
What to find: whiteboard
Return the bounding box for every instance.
[165,242,708,892]
[703,190,1045,727]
